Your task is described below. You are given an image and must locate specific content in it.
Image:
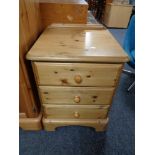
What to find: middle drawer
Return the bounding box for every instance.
[39,86,115,105]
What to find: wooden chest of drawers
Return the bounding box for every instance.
[26,24,128,131]
[40,0,88,28]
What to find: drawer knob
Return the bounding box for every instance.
[74,112,80,118]
[74,96,80,103]
[74,75,82,84]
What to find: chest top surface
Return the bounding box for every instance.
[26,25,129,63]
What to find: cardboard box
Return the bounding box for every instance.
[112,0,130,5]
[103,3,133,28]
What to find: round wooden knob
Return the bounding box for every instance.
[74,112,80,118]
[74,75,82,84]
[74,96,80,103]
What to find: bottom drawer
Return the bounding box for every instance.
[42,117,109,132]
[43,104,110,119]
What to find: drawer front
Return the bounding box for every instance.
[43,104,110,119]
[39,86,114,105]
[33,62,122,86]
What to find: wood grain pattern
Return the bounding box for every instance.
[19,0,42,119]
[42,117,109,131]
[43,104,110,119]
[19,61,38,117]
[19,113,27,118]
[40,0,88,28]
[19,113,42,130]
[19,0,42,59]
[103,3,133,28]
[26,26,129,62]
[33,62,122,87]
[39,86,114,105]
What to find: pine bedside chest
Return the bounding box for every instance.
[26,24,129,131]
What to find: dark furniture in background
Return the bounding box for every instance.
[86,0,107,21]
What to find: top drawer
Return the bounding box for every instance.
[33,62,122,87]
